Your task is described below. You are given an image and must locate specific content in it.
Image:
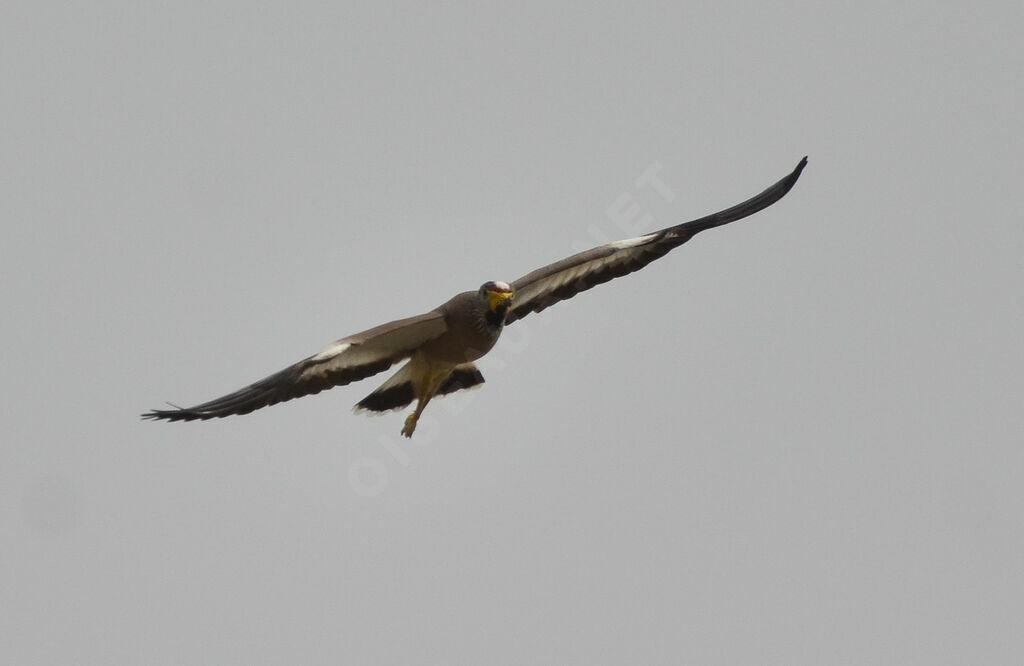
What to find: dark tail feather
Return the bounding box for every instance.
[355,362,485,414]
[438,365,485,395]
[355,382,415,412]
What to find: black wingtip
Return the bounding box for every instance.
[140,406,208,422]
[141,409,182,422]
[785,156,809,190]
[680,155,810,234]
[782,157,806,193]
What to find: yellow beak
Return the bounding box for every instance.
[487,289,514,311]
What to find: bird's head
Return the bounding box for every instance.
[479,280,514,317]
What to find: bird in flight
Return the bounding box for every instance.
[144,157,807,437]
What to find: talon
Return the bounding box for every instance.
[402,413,418,438]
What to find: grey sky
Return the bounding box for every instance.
[3,2,1022,664]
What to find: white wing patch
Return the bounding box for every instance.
[300,312,449,381]
[302,340,388,381]
[514,237,657,308]
[311,341,351,361]
[609,233,657,250]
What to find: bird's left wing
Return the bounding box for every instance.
[142,310,448,421]
[505,157,807,325]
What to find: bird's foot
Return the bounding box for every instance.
[401,413,418,438]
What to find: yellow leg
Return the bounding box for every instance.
[401,393,434,438]
[399,364,452,438]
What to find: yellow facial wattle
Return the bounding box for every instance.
[487,289,514,312]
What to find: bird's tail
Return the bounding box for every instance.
[354,362,485,413]
[437,363,486,397]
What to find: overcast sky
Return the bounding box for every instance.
[3,2,1022,664]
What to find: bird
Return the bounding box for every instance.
[143,157,807,437]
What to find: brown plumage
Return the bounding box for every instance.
[143,157,807,436]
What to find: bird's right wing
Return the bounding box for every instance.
[142,311,448,421]
[506,157,807,325]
